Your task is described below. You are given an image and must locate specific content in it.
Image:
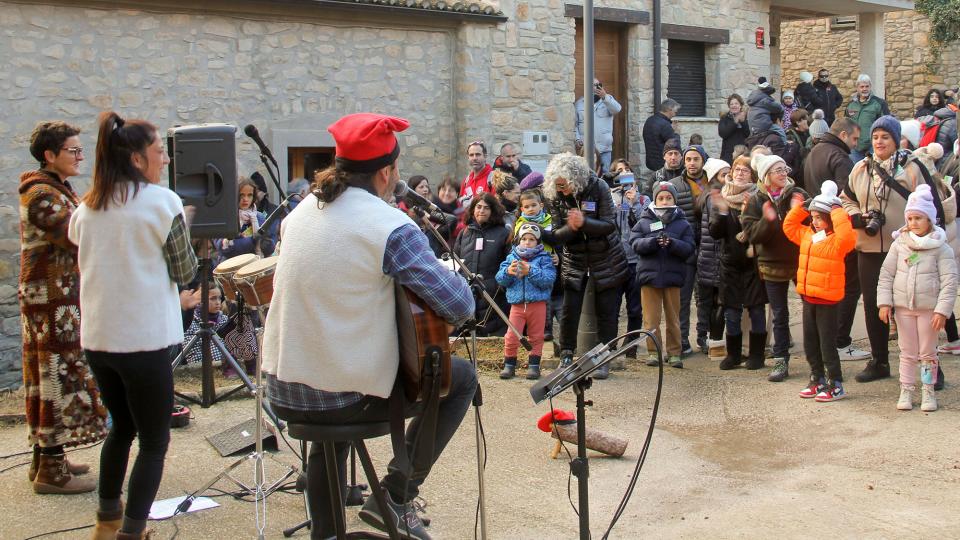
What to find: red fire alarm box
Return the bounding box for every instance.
[755,27,765,49]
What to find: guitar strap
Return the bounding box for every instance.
[389,352,442,491]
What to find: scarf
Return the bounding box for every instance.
[521,209,547,224]
[239,209,259,237]
[652,206,676,223]
[514,244,544,260]
[683,172,706,198]
[721,181,757,208]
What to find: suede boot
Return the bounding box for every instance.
[719,333,743,370]
[745,332,767,370]
[33,453,96,494]
[29,446,90,482]
[854,358,891,383]
[91,505,124,540]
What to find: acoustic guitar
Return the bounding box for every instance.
[395,283,452,403]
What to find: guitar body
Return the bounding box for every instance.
[395,283,452,403]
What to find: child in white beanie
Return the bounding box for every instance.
[877,184,959,411]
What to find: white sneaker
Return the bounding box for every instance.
[921,384,938,412]
[897,385,914,411]
[838,345,871,361]
[936,340,960,355]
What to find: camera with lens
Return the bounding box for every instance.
[863,210,885,236]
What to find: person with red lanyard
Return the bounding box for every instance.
[460,140,494,204]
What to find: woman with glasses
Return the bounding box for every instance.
[19,121,107,495]
[741,154,809,383]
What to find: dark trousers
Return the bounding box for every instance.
[87,347,175,521]
[764,280,791,357]
[803,300,843,382]
[858,251,889,364]
[836,250,862,349]
[273,358,477,539]
[618,264,644,350]
[946,313,959,342]
[725,305,766,336]
[560,277,622,353]
[696,283,724,342]
[679,262,697,349]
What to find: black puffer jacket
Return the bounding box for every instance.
[454,221,511,334]
[740,180,809,282]
[718,113,750,163]
[696,189,721,287]
[668,172,708,247]
[709,208,767,308]
[549,175,629,291]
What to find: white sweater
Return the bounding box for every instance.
[261,187,415,398]
[68,183,186,352]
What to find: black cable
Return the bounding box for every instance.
[0,460,29,474]
[23,523,93,539]
[0,439,103,461]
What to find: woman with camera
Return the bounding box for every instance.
[840,116,957,384]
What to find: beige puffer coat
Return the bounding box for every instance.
[877,225,958,316]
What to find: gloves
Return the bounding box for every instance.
[850,213,865,229]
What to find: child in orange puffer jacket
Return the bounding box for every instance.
[783,180,857,402]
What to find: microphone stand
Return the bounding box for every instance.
[410,206,530,540]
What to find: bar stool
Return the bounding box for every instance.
[286,421,401,540]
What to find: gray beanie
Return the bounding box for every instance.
[652,181,679,205]
[808,109,829,140]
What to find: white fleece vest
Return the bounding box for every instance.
[68,183,185,352]
[261,187,415,398]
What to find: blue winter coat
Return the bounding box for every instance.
[496,247,556,304]
[630,206,695,288]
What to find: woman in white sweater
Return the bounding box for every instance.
[68,111,197,540]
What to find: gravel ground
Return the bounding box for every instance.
[1,294,959,539]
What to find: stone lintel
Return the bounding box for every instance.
[564,4,650,25]
[661,23,730,45]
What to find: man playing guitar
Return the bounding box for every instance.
[261,113,477,540]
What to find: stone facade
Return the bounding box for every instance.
[779,11,960,120]
[0,0,786,387]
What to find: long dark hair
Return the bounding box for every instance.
[85,111,157,211]
[923,89,945,111]
[467,192,505,227]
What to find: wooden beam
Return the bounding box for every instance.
[564,4,650,25]
[661,23,730,44]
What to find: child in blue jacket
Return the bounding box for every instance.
[630,182,696,368]
[496,223,556,380]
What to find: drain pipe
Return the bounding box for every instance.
[653,0,662,109]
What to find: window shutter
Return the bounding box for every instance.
[667,40,706,117]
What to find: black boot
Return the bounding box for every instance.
[745,332,767,370]
[854,358,891,383]
[718,333,743,370]
[935,364,945,391]
[499,357,517,379]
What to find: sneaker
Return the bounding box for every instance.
[559,350,574,368]
[593,363,610,379]
[669,356,683,369]
[645,355,661,367]
[359,489,432,540]
[921,384,938,412]
[937,340,960,355]
[696,337,707,355]
[814,382,847,402]
[837,345,871,361]
[680,345,694,358]
[799,378,826,399]
[767,358,789,382]
[897,384,914,410]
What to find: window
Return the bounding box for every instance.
[829,16,857,31]
[667,40,706,117]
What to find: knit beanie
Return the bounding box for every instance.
[683,144,708,162]
[870,115,901,146]
[652,181,679,206]
[808,109,829,140]
[519,171,544,191]
[516,222,542,242]
[799,71,814,84]
[755,154,786,183]
[905,184,938,224]
[809,180,840,215]
[782,90,794,100]
[703,158,730,182]
[663,137,682,156]
[900,119,922,148]
[758,76,775,95]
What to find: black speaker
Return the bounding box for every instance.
[167,124,239,239]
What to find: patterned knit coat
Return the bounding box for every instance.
[19,170,106,448]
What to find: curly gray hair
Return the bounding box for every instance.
[543,152,591,200]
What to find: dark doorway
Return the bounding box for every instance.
[289,147,334,184]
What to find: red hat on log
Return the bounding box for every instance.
[537,409,576,432]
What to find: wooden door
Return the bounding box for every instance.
[574,21,628,161]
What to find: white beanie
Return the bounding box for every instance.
[809,180,840,214]
[703,158,731,182]
[782,90,794,100]
[799,71,814,84]
[905,184,938,224]
[755,154,786,183]
[900,119,922,148]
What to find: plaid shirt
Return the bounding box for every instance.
[267,223,474,411]
[162,214,198,286]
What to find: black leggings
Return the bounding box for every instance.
[87,347,175,521]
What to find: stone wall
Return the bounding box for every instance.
[780,11,960,120]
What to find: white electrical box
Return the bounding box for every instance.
[522,131,550,156]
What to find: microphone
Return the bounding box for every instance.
[243,124,278,167]
[394,182,447,222]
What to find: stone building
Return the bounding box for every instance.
[779,10,960,119]
[0,0,913,388]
